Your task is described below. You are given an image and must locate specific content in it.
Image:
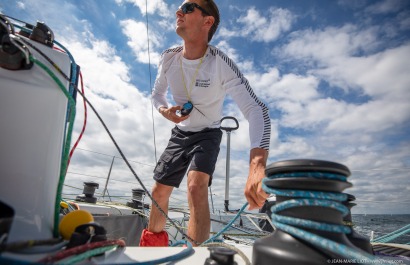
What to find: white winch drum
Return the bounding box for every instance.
[0,36,71,243]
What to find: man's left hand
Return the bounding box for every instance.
[244,148,269,210]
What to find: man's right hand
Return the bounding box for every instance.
[159,106,190,123]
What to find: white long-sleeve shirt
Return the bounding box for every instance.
[152,45,271,151]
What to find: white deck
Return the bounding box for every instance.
[93,245,253,264]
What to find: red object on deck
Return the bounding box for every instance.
[139,229,169,247]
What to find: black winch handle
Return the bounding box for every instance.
[220,116,239,132]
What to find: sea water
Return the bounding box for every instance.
[220,214,410,245]
[352,214,410,244]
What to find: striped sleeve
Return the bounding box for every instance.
[211,47,271,151]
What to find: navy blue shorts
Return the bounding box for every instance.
[153,126,222,188]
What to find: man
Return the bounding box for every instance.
[139,0,271,246]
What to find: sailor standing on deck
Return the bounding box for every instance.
[139,0,271,246]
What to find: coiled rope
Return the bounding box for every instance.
[262,171,389,264]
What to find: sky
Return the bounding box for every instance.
[1,0,410,215]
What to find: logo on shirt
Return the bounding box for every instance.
[195,78,210,88]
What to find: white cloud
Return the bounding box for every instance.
[283,25,380,67]
[120,19,162,65]
[277,23,410,135]
[240,7,295,42]
[251,69,320,103]
[313,45,410,99]
[326,99,409,133]
[365,0,408,14]
[16,1,25,9]
[219,6,295,43]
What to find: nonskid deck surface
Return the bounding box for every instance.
[372,243,410,258]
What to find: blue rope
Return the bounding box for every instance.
[53,40,78,98]
[263,184,348,201]
[371,224,410,244]
[262,171,389,264]
[171,240,188,247]
[201,202,248,245]
[129,241,194,265]
[271,199,351,234]
[274,222,375,261]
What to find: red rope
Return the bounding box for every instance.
[67,71,87,169]
[51,46,88,170]
[38,239,126,264]
[52,46,65,53]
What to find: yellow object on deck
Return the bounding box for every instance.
[59,210,94,240]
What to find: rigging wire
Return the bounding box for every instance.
[145,0,158,163]
[74,148,155,168]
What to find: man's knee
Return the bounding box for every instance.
[187,171,209,200]
[151,182,173,202]
[187,182,207,196]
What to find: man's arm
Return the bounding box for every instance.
[244,147,269,210]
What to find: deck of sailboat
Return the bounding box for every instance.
[62,200,410,264]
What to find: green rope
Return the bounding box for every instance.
[57,245,118,264]
[30,55,76,237]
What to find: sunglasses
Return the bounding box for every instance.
[179,2,210,16]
